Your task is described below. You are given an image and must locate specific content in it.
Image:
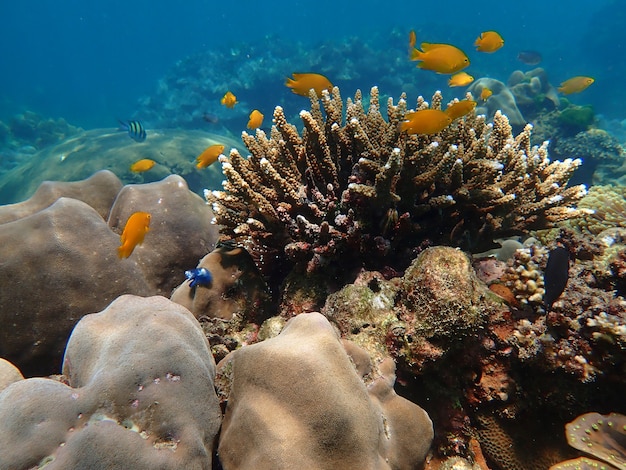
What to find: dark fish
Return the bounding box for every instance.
[517,50,542,65]
[543,246,570,310]
[118,119,146,142]
[202,112,219,124]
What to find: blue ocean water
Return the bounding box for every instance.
[0,0,621,129]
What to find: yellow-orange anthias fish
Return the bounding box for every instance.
[448,72,474,87]
[480,87,493,101]
[445,100,477,120]
[221,91,237,108]
[400,109,453,135]
[474,31,504,53]
[285,73,333,97]
[130,158,156,173]
[558,76,595,95]
[118,211,151,259]
[196,144,225,169]
[410,43,470,74]
[247,109,264,129]
[408,30,417,49]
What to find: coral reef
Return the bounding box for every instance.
[216,312,433,469]
[493,230,626,383]
[324,246,497,372]
[507,68,560,119]
[0,295,222,469]
[207,85,587,285]
[313,233,625,468]
[552,128,626,186]
[0,173,218,376]
[5,111,81,149]
[0,128,244,205]
[468,68,560,130]
[467,77,525,129]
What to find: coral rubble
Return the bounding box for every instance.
[207,86,587,283]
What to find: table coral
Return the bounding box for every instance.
[207,85,587,283]
[0,295,222,470]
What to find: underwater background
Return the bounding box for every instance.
[0,0,623,127]
[2,0,625,202]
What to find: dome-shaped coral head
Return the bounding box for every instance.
[206,86,587,284]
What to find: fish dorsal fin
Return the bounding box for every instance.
[420,43,445,51]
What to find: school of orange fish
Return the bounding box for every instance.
[119,30,594,260]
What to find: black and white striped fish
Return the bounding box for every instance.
[118,119,147,142]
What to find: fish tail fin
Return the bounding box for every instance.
[117,246,128,258]
[410,48,422,61]
[117,119,128,130]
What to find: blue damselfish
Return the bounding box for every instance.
[185,268,212,288]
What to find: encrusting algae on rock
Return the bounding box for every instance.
[206,86,588,284]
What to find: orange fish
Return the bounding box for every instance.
[196,144,225,169]
[448,72,474,87]
[409,30,417,49]
[410,43,470,74]
[474,31,504,53]
[221,91,237,108]
[558,76,595,95]
[247,109,264,129]
[400,109,452,135]
[445,100,477,120]
[130,158,156,173]
[118,211,151,259]
[480,87,493,101]
[285,73,333,98]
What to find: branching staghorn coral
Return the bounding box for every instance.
[206,86,588,276]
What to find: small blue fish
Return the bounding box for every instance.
[118,119,147,142]
[185,268,212,288]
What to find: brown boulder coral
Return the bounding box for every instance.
[206,86,587,284]
[324,246,498,374]
[0,295,222,470]
[0,173,218,376]
[216,312,433,469]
